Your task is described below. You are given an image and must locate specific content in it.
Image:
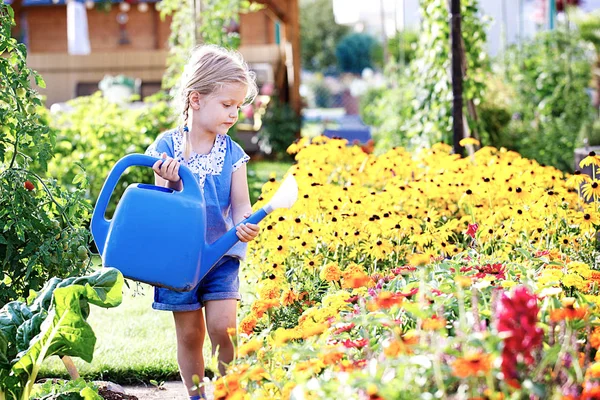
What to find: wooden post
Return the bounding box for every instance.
[61,356,80,380]
[450,0,464,156]
[285,0,301,116]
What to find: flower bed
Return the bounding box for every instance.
[217,137,600,399]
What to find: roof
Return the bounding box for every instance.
[11,0,158,6]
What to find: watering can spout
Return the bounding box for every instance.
[199,174,299,279]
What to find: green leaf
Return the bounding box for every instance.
[34,73,46,89]
[0,269,122,399]
[80,385,103,400]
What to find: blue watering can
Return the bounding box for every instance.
[91,154,297,292]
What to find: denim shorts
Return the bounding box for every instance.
[152,256,241,312]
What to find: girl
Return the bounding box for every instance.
[145,45,260,400]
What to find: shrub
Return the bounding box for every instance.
[502,28,595,171]
[256,96,300,160]
[48,92,177,215]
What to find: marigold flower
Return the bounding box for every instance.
[591,328,600,349]
[239,315,258,335]
[299,322,328,339]
[280,289,298,306]
[320,262,342,282]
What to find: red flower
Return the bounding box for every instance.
[466,223,479,238]
[24,180,34,191]
[495,286,543,384]
[341,338,368,348]
[392,265,417,275]
[333,323,355,335]
[557,0,581,12]
[475,263,506,280]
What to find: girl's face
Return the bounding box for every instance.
[191,82,247,136]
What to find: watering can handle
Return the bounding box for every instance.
[91,153,201,255]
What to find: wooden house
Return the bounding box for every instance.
[9,0,300,114]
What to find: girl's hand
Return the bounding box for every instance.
[152,153,181,183]
[236,212,260,242]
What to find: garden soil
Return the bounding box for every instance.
[117,381,214,400]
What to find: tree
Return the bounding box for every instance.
[300,0,350,71]
[336,33,382,74]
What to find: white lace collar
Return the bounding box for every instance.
[172,130,227,186]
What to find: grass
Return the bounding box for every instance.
[39,282,181,384]
[38,159,293,384]
[247,159,293,204]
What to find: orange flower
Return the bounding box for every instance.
[549,298,588,322]
[422,315,446,331]
[367,290,404,311]
[451,352,493,379]
[320,262,342,281]
[383,332,418,357]
[280,289,298,306]
[319,349,344,365]
[591,328,600,349]
[213,374,242,399]
[248,366,269,381]
[239,315,258,335]
[342,270,373,289]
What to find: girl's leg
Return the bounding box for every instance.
[204,299,237,375]
[173,309,206,397]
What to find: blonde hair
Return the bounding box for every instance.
[177,44,258,160]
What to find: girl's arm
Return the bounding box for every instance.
[231,163,260,242]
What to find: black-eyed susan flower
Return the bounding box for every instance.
[582,179,600,201]
[579,151,600,169]
[565,170,591,189]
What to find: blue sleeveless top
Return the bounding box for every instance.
[145,128,250,260]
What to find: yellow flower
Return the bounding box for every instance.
[455,275,472,288]
[581,179,600,201]
[408,253,431,267]
[459,137,480,147]
[562,273,585,291]
[579,151,600,168]
[567,261,591,279]
[565,170,591,189]
[237,338,262,357]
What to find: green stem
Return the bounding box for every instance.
[7,82,29,170]
[22,311,68,400]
